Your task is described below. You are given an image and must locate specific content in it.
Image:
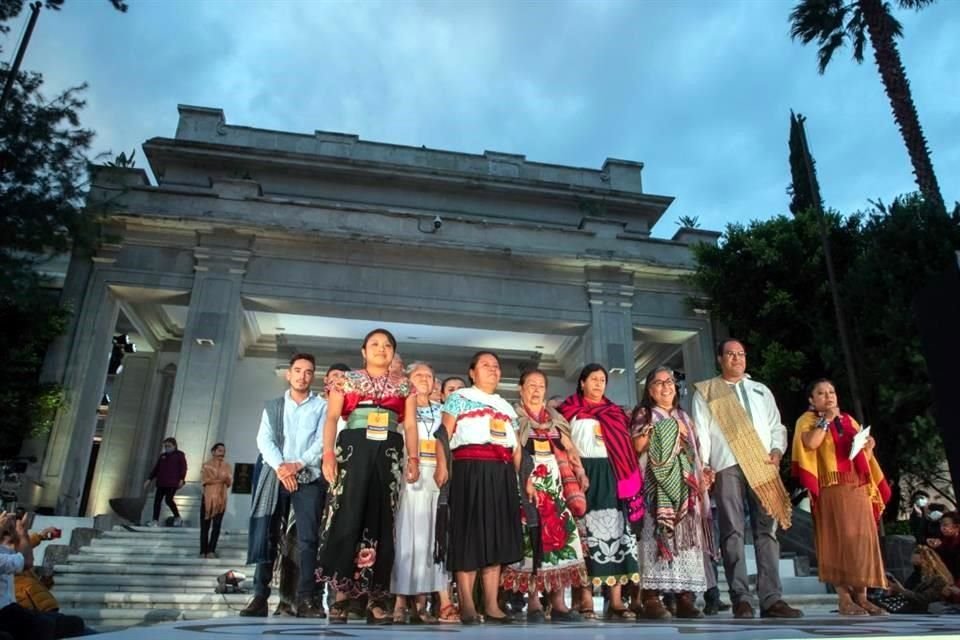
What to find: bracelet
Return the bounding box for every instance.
[323,450,336,460]
[407,456,420,463]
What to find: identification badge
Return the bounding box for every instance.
[367,411,389,441]
[490,418,508,442]
[367,412,389,427]
[367,426,388,441]
[533,439,552,459]
[594,424,605,446]
[420,439,437,462]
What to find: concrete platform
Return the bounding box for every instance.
[87,613,960,639]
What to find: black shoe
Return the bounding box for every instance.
[297,599,327,618]
[526,609,546,624]
[273,601,296,617]
[485,614,515,624]
[550,609,583,623]
[703,600,720,616]
[240,595,269,617]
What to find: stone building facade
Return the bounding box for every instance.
[28,105,719,530]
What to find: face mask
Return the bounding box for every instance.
[929,511,943,521]
[916,497,929,508]
[163,447,174,454]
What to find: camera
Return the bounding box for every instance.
[433,215,442,230]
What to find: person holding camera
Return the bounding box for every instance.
[15,526,61,612]
[1,512,87,639]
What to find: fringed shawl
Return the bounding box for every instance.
[635,407,715,562]
[791,411,891,522]
[694,377,793,529]
[558,394,645,527]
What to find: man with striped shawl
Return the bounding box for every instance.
[692,339,802,620]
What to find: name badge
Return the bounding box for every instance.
[367,411,389,441]
[368,412,389,427]
[490,418,508,443]
[419,439,437,462]
[594,424,605,446]
[533,439,552,459]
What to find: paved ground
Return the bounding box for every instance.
[94,611,960,640]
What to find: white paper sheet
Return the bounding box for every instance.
[849,425,871,460]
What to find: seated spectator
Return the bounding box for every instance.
[1,512,89,639]
[909,491,930,544]
[873,545,953,614]
[16,528,60,612]
[928,511,960,579]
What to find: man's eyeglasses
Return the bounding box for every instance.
[724,351,746,358]
[650,379,676,388]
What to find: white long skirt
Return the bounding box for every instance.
[390,463,450,595]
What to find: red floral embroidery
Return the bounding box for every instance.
[355,547,376,569]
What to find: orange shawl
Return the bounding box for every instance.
[201,457,233,517]
[791,411,890,521]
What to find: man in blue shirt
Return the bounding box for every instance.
[242,353,329,618]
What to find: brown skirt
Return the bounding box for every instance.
[813,482,887,588]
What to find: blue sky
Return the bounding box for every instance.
[4,0,958,237]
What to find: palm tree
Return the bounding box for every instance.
[790,0,946,214]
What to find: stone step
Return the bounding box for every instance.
[55,563,251,577]
[95,533,248,547]
[55,591,273,610]
[59,607,236,624]
[85,540,248,551]
[66,553,253,567]
[53,574,254,591]
[76,547,248,560]
[102,528,248,541]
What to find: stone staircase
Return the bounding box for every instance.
[54,525,265,631]
[49,524,829,631]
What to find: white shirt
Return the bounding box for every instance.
[256,390,328,478]
[569,417,608,458]
[1,544,25,608]
[692,377,788,473]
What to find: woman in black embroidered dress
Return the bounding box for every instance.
[317,329,420,624]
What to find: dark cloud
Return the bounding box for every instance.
[4,0,956,235]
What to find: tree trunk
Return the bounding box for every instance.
[860,0,946,215]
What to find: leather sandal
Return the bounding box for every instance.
[412,606,438,624]
[838,601,869,616]
[367,604,393,625]
[328,602,349,624]
[856,599,889,616]
[438,604,460,623]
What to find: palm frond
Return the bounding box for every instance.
[848,8,867,63]
[895,0,937,9]
[790,0,860,73]
[789,0,848,44]
[881,2,905,38]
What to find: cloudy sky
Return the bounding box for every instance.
[4,0,958,237]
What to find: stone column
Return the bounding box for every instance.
[682,325,717,384]
[163,232,249,523]
[585,267,638,407]
[85,353,156,517]
[40,263,120,515]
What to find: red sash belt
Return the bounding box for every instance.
[452,443,513,463]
